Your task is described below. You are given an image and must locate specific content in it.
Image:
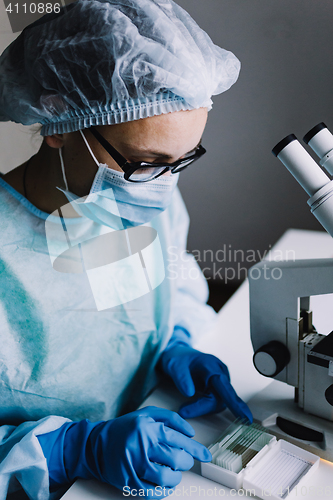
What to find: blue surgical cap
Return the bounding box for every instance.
[0,0,240,136]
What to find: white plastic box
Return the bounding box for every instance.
[201,422,319,500]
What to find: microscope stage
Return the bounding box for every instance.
[247,379,333,462]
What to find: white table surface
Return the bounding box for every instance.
[62,229,333,500]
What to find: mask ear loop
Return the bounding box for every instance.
[58,131,100,194]
[79,129,100,167]
[79,130,133,253]
[59,147,69,191]
[79,128,111,197]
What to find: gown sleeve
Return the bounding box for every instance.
[0,416,70,500]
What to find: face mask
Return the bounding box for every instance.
[57,130,179,230]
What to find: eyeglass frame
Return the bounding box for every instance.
[88,126,206,183]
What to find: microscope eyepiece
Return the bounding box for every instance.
[273,123,333,237]
[272,133,330,196]
[303,122,333,176]
[303,122,327,145]
[272,134,297,157]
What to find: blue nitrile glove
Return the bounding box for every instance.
[158,328,253,423]
[37,406,211,497]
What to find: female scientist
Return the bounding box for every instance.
[0,0,252,498]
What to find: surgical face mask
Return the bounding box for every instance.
[57,130,179,230]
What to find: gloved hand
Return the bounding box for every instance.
[158,340,253,423]
[37,406,211,497]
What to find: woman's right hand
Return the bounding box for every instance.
[38,406,212,497]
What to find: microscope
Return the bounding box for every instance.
[249,123,333,461]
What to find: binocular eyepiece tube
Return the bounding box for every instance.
[303,122,333,176]
[272,134,330,197]
[272,124,333,238]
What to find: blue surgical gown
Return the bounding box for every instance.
[0,175,216,499]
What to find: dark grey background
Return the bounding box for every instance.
[175,0,333,281]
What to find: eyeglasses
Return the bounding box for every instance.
[89,126,206,183]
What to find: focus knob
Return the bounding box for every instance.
[253,341,290,377]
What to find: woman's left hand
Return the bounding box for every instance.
[158,344,253,422]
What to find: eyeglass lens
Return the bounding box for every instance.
[129,166,168,182]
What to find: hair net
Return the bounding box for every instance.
[0,0,240,136]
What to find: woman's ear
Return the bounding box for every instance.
[44,134,64,149]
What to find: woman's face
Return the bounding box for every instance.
[58,107,208,174]
[43,108,208,201]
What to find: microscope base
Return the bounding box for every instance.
[247,379,333,462]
